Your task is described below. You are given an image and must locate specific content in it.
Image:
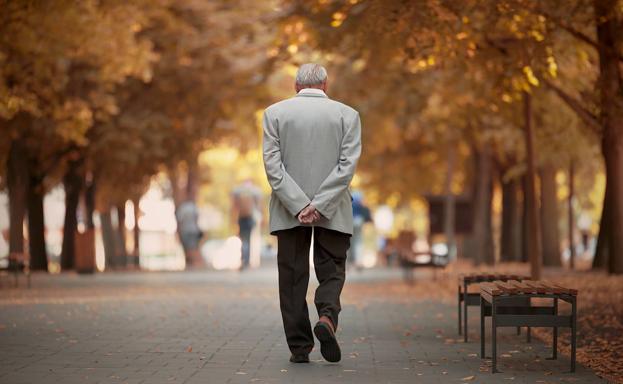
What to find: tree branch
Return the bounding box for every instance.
[542,78,602,134]
[30,144,80,187]
[516,2,623,63]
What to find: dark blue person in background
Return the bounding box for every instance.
[232,180,262,270]
[349,191,372,268]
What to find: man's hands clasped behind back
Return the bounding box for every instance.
[298,204,321,224]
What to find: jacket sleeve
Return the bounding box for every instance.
[311,111,362,219]
[262,110,311,216]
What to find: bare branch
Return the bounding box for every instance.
[542,78,602,134]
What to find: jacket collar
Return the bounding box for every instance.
[296,88,328,98]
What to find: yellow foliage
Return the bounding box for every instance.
[522,66,540,86]
[547,56,558,78]
[530,30,545,42]
[352,58,366,72]
[331,11,346,27]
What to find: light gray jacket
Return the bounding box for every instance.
[262,88,362,235]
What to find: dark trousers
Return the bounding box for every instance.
[276,226,350,355]
[239,216,254,267]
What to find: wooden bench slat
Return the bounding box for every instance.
[492,280,517,294]
[480,282,502,296]
[522,280,577,295]
[537,281,566,294]
[507,280,537,293]
[522,280,548,293]
[542,280,578,296]
[522,280,555,293]
[461,273,530,284]
[539,281,570,294]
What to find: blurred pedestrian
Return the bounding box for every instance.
[232,180,261,270]
[176,200,203,267]
[349,191,372,268]
[577,212,592,254]
[262,63,361,364]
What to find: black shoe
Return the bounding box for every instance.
[289,353,310,363]
[314,320,341,362]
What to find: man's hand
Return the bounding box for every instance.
[298,204,321,224]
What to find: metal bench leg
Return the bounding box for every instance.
[549,298,558,360]
[571,296,577,373]
[525,297,531,342]
[463,282,468,342]
[492,299,498,373]
[458,285,462,335]
[480,296,485,358]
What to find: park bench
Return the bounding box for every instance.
[0,252,31,288]
[394,231,448,283]
[479,280,578,373]
[458,273,530,342]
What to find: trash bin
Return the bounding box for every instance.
[75,229,96,274]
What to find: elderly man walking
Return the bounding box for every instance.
[262,63,362,363]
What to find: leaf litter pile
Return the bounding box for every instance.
[343,261,623,383]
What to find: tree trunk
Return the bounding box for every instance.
[595,0,623,274]
[443,144,457,259]
[132,198,140,267]
[471,146,494,265]
[501,177,522,262]
[603,137,623,274]
[523,92,543,279]
[115,203,127,267]
[568,161,576,270]
[60,161,82,271]
[512,180,524,262]
[7,139,29,260]
[84,178,96,230]
[186,159,199,202]
[593,181,609,269]
[27,178,48,271]
[540,164,561,266]
[521,176,529,263]
[100,208,116,269]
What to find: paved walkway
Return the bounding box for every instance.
[0,267,604,383]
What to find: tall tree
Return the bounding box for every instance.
[593,0,623,274]
[523,92,544,279]
[540,164,562,266]
[500,176,522,262]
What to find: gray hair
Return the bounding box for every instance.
[295,63,328,86]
